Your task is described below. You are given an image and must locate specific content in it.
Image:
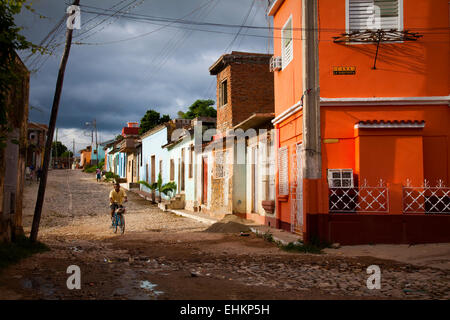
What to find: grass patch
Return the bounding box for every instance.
[0,236,50,271]
[279,241,323,254]
[82,165,97,173]
[258,231,329,254]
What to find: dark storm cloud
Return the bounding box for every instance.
[15,0,272,146]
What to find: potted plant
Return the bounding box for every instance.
[161,181,177,199]
[138,173,177,203]
[138,180,157,203]
[261,200,275,214]
[153,173,163,203]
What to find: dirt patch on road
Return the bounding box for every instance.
[203,215,253,233]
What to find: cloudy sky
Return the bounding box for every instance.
[15,0,273,153]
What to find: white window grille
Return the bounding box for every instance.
[270,56,282,72]
[403,179,450,214]
[327,169,354,188]
[278,146,289,195]
[290,143,303,234]
[281,16,293,69]
[329,179,389,213]
[347,0,402,32]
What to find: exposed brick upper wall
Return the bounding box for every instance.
[214,53,274,133]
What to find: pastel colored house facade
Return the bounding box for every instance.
[79,146,92,168]
[90,144,105,166]
[165,117,216,211]
[139,123,171,196]
[268,0,450,244]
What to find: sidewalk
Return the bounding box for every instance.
[128,188,301,245]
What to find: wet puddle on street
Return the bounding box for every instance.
[140,280,164,297]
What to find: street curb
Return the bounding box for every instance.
[167,209,217,226]
[249,227,292,246]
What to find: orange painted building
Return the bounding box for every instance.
[268,0,450,244]
[79,146,92,168]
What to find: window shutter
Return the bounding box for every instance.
[282,17,293,68]
[348,0,400,31]
[278,147,289,195]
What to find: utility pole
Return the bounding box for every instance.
[301,0,321,179]
[55,127,58,168]
[72,138,75,169]
[30,0,80,242]
[94,119,98,166]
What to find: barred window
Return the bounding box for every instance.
[278,147,289,195]
[328,169,354,188]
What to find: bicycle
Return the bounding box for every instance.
[111,204,126,234]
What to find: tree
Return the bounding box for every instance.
[61,150,73,158]
[0,1,43,149]
[139,109,170,135]
[51,141,68,158]
[177,99,216,119]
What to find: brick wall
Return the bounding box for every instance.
[230,63,274,127]
[216,65,232,133]
[214,53,274,133]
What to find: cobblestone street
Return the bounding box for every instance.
[0,170,449,300]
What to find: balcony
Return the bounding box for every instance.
[118,137,137,153]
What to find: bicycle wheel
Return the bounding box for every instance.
[113,215,118,234]
[119,214,125,234]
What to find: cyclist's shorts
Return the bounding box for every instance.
[110,203,123,210]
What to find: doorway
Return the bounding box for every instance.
[202,156,208,204]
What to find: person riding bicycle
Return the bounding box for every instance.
[109,182,127,226]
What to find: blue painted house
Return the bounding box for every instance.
[139,119,192,199]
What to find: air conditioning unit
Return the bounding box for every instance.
[270,56,282,72]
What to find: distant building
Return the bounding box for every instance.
[26,122,48,169]
[79,146,92,168]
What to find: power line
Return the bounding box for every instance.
[144,0,219,84]
[225,0,256,52]
[75,0,144,41]
[73,0,131,38]
[76,4,450,33]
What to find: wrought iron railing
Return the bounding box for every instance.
[329,179,389,213]
[403,180,450,214]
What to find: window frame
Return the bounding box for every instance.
[170,159,175,181]
[219,79,228,107]
[327,169,354,188]
[278,146,289,196]
[281,15,293,69]
[345,0,404,35]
